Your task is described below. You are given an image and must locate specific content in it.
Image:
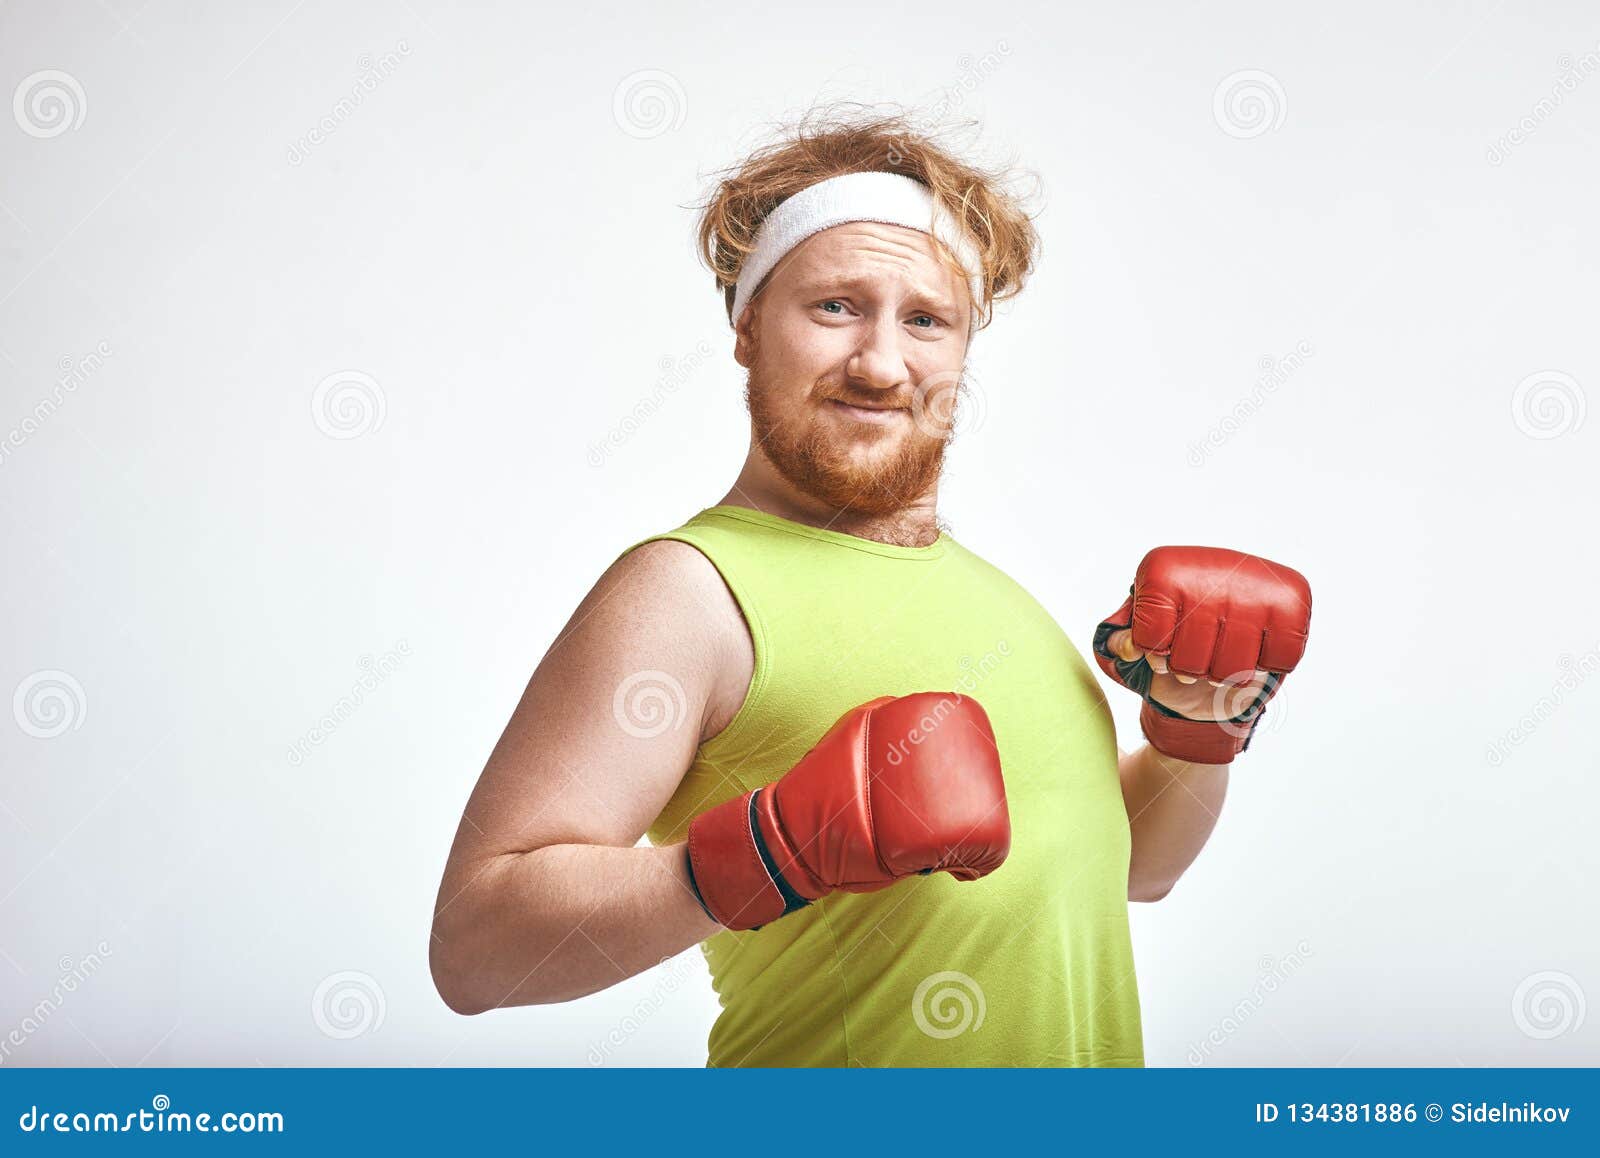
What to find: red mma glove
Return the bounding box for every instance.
[685,692,1010,931]
[1093,546,1312,765]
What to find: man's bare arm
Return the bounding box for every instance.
[429,540,752,1014]
[1117,743,1228,903]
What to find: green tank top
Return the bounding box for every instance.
[632,506,1143,1067]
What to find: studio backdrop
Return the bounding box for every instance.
[1,0,1595,1067]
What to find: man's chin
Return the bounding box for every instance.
[786,451,946,516]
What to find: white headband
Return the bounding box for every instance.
[729,171,983,330]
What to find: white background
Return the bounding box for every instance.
[1,0,1596,1067]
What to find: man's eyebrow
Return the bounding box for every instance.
[791,273,959,308]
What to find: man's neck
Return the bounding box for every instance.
[716,464,943,549]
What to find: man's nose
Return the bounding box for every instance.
[845,318,911,392]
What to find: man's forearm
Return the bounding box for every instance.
[430,841,720,1014]
[1117,743,1229,902]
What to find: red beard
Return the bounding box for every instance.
[744,358,954,518]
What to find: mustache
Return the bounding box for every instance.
[818,388,914,410]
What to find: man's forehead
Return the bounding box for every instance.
[781,222,965,295]
[793,220,945,264]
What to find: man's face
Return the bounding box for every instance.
[736,221,973,517]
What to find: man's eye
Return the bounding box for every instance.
[819,300,844,314]
[911,314,939,329]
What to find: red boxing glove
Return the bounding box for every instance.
[685,692,1011,931]
[1092,546,1312,764]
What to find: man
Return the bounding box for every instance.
[429,110,1312,1067]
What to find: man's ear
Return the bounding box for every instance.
[732,304,758,369]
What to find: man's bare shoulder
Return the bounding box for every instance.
[564,537,753,742]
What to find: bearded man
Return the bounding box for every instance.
[429,109,1313,1067]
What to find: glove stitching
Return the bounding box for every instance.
[860,705,892,880]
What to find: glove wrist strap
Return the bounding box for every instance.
[1140,701,1256,765]
[685,789,812,931]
